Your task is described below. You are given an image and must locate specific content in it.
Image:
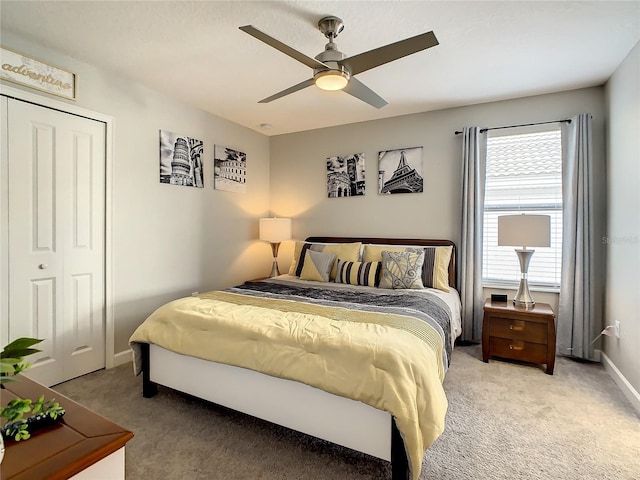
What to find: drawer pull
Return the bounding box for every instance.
[509,320,525,332]
[509,341,525,351]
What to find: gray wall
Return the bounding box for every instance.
[270,87,606,318]
[1,32,272,355]
[604,40,640,394]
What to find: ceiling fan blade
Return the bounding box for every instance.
[340,31,439,76]
[343,77,388,109]
[258,78,316,104]
[240,25,329,70]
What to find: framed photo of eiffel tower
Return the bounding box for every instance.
[378,146,423,194]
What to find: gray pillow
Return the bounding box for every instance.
[379,250,425,289]
[299,250,337,282]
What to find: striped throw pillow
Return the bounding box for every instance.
[335,260,381,287]
[422,246,453,292]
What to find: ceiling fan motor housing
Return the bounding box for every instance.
[318,16,344,39]
[314,22,350,83]
[314,44,349,76]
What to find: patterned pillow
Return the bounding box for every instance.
[422,246,453,292]
[379,250,425,289]
[289,241,362,280]
[299,250,337,282]
[335,260,381,287]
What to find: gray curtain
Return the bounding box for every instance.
[459,127,486,342]
[557,114,601,360]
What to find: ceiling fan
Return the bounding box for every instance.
[239,16,439,109]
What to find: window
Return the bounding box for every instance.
[482,126,562,288]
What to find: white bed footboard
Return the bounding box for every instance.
[148,344,392,460]
[140,341,410,479]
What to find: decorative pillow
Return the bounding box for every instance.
[289,241,362,280]
[299,250,337,282]
[422,246,453,292]
[363,244,420,263]
[379,250,425,289]
[288,241,305,275]
[364,243,453,292]
[335,260,381,287]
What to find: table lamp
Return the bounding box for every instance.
[259,218,292,277]
[498,214,551,309]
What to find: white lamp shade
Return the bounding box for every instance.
[498,214,550,248]
[259,218,291,243]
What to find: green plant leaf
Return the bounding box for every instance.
[0,348,41,359]
[1,337,43,351]
[15,425,30,441]
[0,376,19,384]
[0,362,19,374]
[0,357,21,365]
[0,338,43,359]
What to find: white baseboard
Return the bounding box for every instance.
[601,352,640,415]
[112,348,133,367]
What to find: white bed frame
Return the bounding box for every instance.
[141,237,457,480]
[148,344,392,459]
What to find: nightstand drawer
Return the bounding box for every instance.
[489,316,547,344]
[489,337,548,364]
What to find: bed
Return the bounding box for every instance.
[130,237,461,480]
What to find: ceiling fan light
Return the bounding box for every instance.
[315,71,349,91]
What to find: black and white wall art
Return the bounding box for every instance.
[326,153,366,198]
[214,145,247,193]
[159,130,204,188]
[377,146,423,194]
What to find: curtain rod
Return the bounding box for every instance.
[454,118,571,135]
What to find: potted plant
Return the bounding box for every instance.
[0,338,65,457]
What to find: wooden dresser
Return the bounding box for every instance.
[1,375,134,480]
[482,299,556,374]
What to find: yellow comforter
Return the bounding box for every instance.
[130,291,448,479]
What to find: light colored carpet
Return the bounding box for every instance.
[53,345,640,479]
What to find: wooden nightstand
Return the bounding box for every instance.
[482,299,556,374]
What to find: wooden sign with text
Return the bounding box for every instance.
[0,46,76,100]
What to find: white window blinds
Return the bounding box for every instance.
[482,127,563,287]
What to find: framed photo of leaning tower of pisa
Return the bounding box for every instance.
[159,130,204,188]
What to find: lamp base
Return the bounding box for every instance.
[268,258,281,278]
[268,242,281,278]
[513,278,535,309]
[513,249,536,309]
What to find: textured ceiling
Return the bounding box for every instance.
[1,1,639,136]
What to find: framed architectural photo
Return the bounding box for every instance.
[214,145,247,193]
[378,147,423,194]
[0,46,77,100]
[159,130,204,188]
[326,153,365,198]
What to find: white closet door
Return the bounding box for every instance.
[5,98,106,386]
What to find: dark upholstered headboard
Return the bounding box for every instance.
[305,237,457,290]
